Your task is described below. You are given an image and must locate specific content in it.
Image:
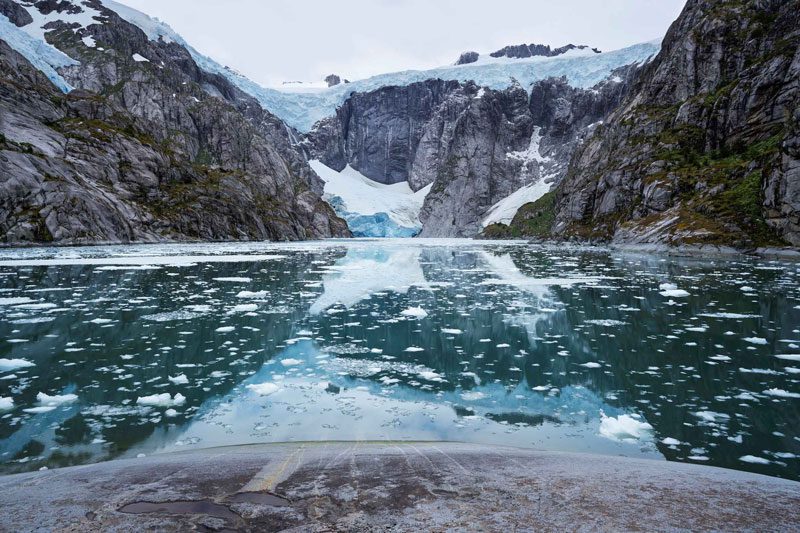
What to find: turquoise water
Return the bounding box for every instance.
[0,240,798,480]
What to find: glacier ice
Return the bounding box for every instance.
[99,2,661,131]
[310,160,429,237]
[7,1,661,132]
[0,14,77,93]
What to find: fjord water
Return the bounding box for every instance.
[0,240,798,480]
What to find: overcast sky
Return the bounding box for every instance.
[118,0,687,87]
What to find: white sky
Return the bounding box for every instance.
[117,0,687,87]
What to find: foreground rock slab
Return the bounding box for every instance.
[0,442,798,531]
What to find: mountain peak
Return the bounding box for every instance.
[455,42,601,65]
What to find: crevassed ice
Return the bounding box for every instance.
[310,160,430,237]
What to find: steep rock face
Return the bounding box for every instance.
[0,0,32,26]
[490,43,600,60]
[553,0,800,247]
[455,51,479,65]
[306,80,465,185]
[0,0,349,244]
[419,72,634,237]
[307,71,635,237]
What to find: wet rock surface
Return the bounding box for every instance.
[0,1,349,245]
[0,442,797,531]
[553,0,800,248]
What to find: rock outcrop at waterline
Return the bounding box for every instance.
[548,0,800,248]
[0,1,349,245]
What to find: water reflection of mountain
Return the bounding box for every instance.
[0,248,347,473]
[1,242,798,481]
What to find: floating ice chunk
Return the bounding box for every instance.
[143,311,204,322]
[660,289,690,298]
[90,318,113,324]
[584,319,626,327]
[136,393,186,407]
[400,307,428,318]
[580,362,602,369]
[734,392,758,401]
[0,358,35,372]
[418,370,444,382]
[213,277,252,283]
[405,347,425,352]
[460,391,486,401]
[699,313,761,319]
[693,411,730,423]
[36,392,78,406]
[168,374,189,385]
[441,328,463,335]
[775,354,800,362]
[744,337,768,345]
[280,358,303,367]
[15,302,57,309]
[496,343,511,348]
[739,455,770,464]
[739,368,781,375]
[237,291,268,299]
[599,412,653,442]
[165,409,179,417]
[763,388,800,399]
[24,406,56,414]
[661,437,681,446]
[229,304,258,313]
[0,397,13,411]
[246,382,280,396]
[0,297,33,305]
[215,326,235,333]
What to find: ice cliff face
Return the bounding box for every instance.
[0,0,349,244]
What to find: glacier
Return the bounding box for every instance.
[309,161,430,238]
[0,13,77,93]
[3,1,662,132]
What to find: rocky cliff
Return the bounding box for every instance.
[0,0,349,245]
[549,0,800,248]
[306,69,636,237]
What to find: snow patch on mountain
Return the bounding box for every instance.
[483,180,552,228]
[309,161,430,237]
[483,127,553,227]
[18,0,105,42]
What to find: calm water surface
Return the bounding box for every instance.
[0,239,798,480]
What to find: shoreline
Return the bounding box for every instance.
[0,236,798,261]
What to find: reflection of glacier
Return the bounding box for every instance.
[309,247,428,314]
[479,252,600,294]
[479,252,574,345]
